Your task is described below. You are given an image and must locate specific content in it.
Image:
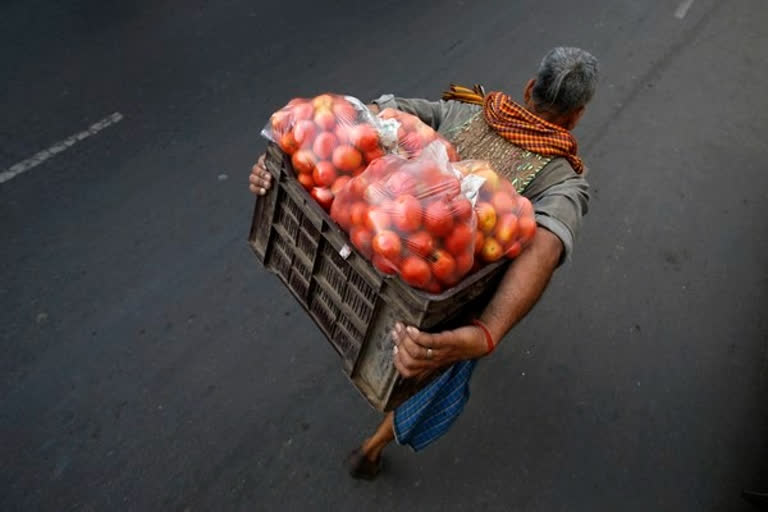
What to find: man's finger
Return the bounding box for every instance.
[400,332,433,360]
[405,326,444,350]
[249,175,271,188]
[398,345,430,373]
[249,184,266,195]
[393,352,413,378]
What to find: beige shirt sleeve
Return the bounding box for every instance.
[525,158,590,262]
[371,94,480,137]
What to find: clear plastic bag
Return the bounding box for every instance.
[262,94,396,211]
[453,160,537,262]
[377,108,459,162]
[331,142,477,294]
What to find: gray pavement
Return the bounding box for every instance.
[1,0,767,510]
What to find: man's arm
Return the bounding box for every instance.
[392,227,563,378]
[370,94,447,130]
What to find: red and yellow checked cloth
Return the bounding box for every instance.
[442,84,584,174]
[483,91,584,174]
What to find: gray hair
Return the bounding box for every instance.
[532,47,599,114]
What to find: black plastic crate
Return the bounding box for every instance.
[249,143,507,410]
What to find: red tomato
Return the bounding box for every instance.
[475,202,497,234]
[349,176,369,199]
[365,156,392,179]
[433,176,461,200]
[423,200,454,238]
[310,187,334,212]
[431,249,457,285]
[505,241,522,259]
[366,208,392,232]
[455,251,473,276]
[481,237,504,262]
[516,196,534,219]
[270,109,292,134]
[364,148,385,163]
[331,175,351,196]
[350,226,373,257]
[372,230,402,260]
[350,202,369,227]
[495,213,519,245]
[363,183,389,206]
[399,132,423,157]
[330,199,351,230]
[291,149,317,175]
[350,124,380,152]
[518,216,536,243]
[278,131,299,155]
[491,191,516,214]
[405,231,435,258]
[392,195,422,232]
[474,231,485,256]
[372,254,398,275]
[314,109,336,131]
[313,161,337,187]
[332,145,363,172]
[332,102,357,124]
[293,120,317,147]
[423,279,443,295]
[444,223,473,256]
[400,256,432,289]
[297,173,314,190]
[450,197,473,222]
[312,132,338,160]
[292,102,314,121]
[387,171,417,196]
[334,125,349,144]
[312,94,334,110]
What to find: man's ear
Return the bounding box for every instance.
[523,79,536,106]
[564,106,586,130]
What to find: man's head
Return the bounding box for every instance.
[524,47,599,130]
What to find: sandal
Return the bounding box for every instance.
[346,448,383,480]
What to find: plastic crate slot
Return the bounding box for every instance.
[317,255,348,296]
[348,272,377,303]
[301,215,319,234]
[297,229,318,261]
[341,286,375,325]
[332,325,360,364]
[284,191,304,219]
[336,315,364,346]
[310,288,339,336]
[292,254,313,283]
[275,200,300,240]
[288,272,310,302]
[269,246,292,281]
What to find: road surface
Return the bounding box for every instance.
[2,0,767,510]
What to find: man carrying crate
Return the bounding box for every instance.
[250,47,598,479]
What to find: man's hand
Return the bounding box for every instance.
[249,154,273,195]
[391,322,488,379]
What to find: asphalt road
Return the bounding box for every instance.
[2,1,767,510]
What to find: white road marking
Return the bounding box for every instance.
[674,0,695,19]
[0,112,123,185]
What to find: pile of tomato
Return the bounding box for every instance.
[331,153,475,293]
[378,108,459,161]
[455,161,537,261]
[266,94,387,212]
[264,94,538,294]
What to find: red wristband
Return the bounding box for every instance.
[472,319,495,354]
